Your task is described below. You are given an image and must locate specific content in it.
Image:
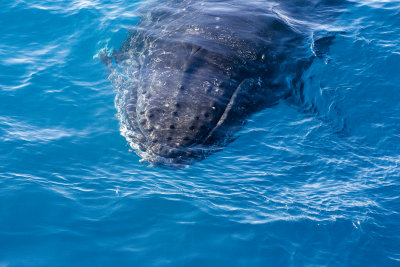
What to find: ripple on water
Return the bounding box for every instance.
[0,0,399,265]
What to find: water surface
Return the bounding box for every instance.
[0,0,399,265]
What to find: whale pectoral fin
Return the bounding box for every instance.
[313,36,335,59]
[312,31,344,59]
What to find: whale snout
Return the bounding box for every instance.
[134,97,221,161]
[132,70,231,147]
[127,76,232,166]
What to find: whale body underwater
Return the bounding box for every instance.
[102,0,345,167]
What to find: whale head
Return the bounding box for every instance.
[126,42,251,166]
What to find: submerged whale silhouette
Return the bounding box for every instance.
[102,0,344,167]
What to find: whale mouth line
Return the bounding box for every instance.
[202,79,246,145]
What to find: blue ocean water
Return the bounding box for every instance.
[1,0,400,265]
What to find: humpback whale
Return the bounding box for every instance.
[102,0,344,167]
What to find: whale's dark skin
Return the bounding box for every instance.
[102,0,345,166]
